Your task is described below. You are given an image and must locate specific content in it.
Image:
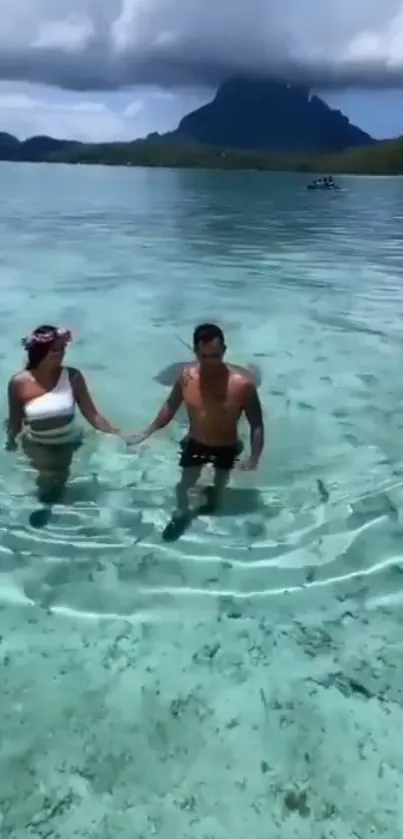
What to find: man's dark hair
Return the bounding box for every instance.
[193,323,225,349]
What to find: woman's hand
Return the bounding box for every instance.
[236,457,259,471]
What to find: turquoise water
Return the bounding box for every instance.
[1,164,403,836]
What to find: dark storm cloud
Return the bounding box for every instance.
[2,0,403,91]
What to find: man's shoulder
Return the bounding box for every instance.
[228,365,255,387]
[181,363,198,383]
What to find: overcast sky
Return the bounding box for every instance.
[1,0,403,142]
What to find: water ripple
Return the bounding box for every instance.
[1,166,403,836]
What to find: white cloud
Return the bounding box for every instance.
[0,86,137,142]
[0,0,402,90]
[33,13,94,52]
[0,81,208,141]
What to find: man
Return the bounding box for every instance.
[130,323,265,539]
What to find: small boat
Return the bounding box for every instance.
[307,176,340,191]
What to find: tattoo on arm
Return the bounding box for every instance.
[148,376,183,434]
[244,385,264,461]
[244,386,263,429]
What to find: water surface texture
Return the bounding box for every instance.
[1,164,403,837]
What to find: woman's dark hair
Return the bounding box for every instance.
[25,324,58,370]
[193,323,225,349]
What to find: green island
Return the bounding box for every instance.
[1,77,402,175]
[51,136,403,175]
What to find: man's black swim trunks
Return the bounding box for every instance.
[179,436,243,471]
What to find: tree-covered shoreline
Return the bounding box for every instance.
[1,130,402,175]
[48,137,403,175]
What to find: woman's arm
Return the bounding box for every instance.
[6,377,23,450]
[70,369,120,435]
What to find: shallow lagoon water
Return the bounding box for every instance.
[0,164,403,836]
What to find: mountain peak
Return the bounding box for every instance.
[214,76,310,103]
[177,75,373,153]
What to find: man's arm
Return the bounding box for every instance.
[131,376,184,444]
[242,382,264,467]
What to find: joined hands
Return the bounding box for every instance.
[236,457,259,471]
[122,431,148,446]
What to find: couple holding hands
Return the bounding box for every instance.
[6,322,264,536]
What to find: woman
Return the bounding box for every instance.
[6,324,123,508]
